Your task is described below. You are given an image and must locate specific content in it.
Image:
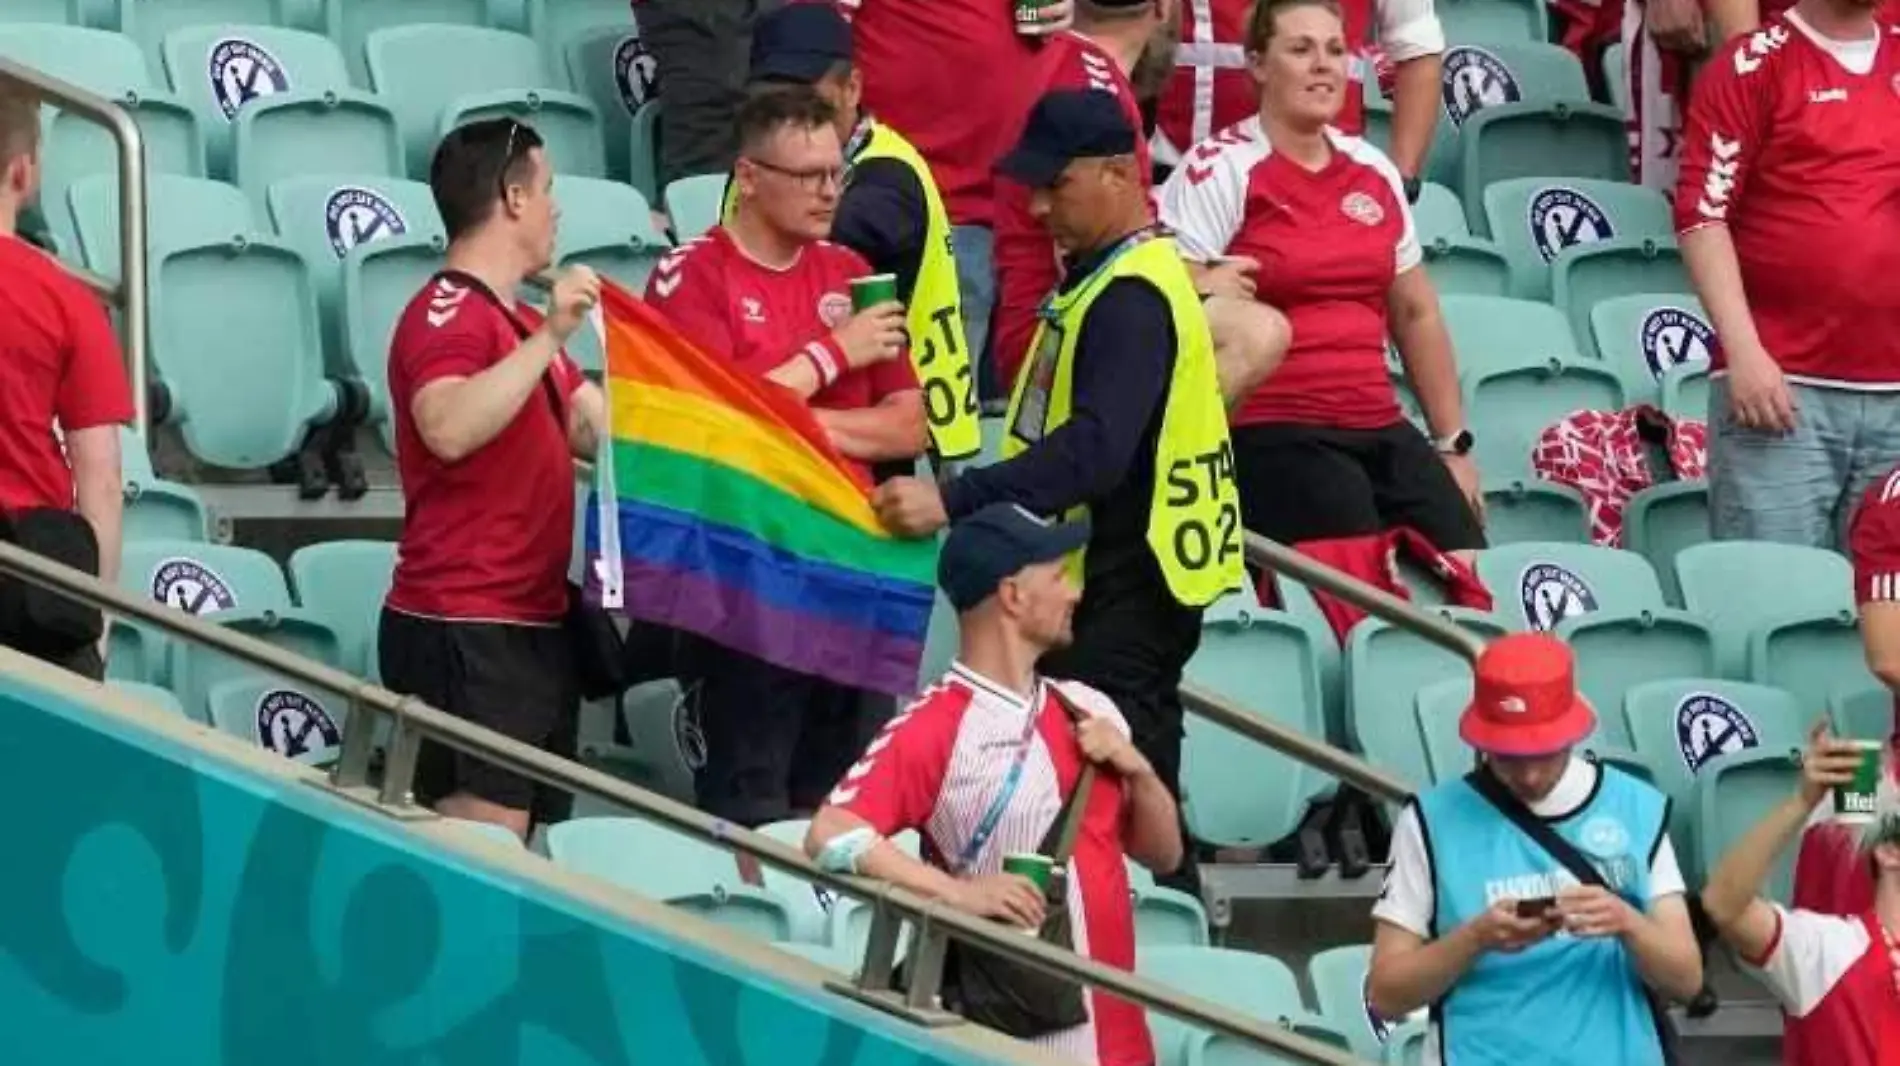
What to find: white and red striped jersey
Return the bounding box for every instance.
[1153,0,1443,166]
[828,664,1151,1066]
[1157,118,1419,430]
[1744,907,1900,1064]
[1673,12,1900,386]
[1853,467,1900,606]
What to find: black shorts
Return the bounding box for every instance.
[377,609,579,824]
[1231,421,1485,551]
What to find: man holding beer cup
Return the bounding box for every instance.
[1702,727,1900,1065]
[643,86,926,828]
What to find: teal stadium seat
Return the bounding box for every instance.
[340,231,446,451]
[115,539,296,690]
[1345,609,1509,793]
[69,175,341,471]
[1137,947,1313,1066]
[1623,677,1805,881]
[1622,480,1708,604]
[1696,745,1802,904]
[365,24,605,180]
[1182,593,1326,848]
[1587,293,1714,404]
[755,819,843,945]
[1661,362,1710,423]
[1480,479,1592,544]
[1270,579,1346,743]
[1476,542,1716,747]
[1747,607,1880,714]
[126,1,317,73]
[106,680,187,718]
[1309,945,1434,1063]
[1552,240,1690,369]
[525,0,638,87]
[1677,541,1854,674]
[1412,183,1511,296]
[627,98,662,204]
[0,24,205,252]
[174,609,344,728]
[119,428,215,543]
[1439,295,1580,382]
[612,679,697,805]
[1830,684,1891,742]
[161,25,404,194]
[554,21,656,186]
[1183,1023,1354,1066]
[1479,179,1672,298]
[1124,858,1211,947]
[553,176,668,371]
[545,817,795,941]
[1438,44,1625,220]
[324,0,501,82]
[1602,44,1629,112]
[267,174,443,395]
[666,173,728,242]
[286,539,396,678]
[1465,354,1626,483]
[0,0,93,26]
[206,677,351,767]
[1436,0,1549,42]
[917,588,959,688]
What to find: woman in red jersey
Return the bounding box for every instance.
[1157,0,1483,630]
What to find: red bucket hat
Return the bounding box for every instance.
[1458,633,1596,757]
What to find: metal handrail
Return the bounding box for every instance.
[0,540,1371,1066]
[0,58,150,437]
[1244,532,1489,662]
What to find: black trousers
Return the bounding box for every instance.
[639,0,768,187]
[675,633,869,828]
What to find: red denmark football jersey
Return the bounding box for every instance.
[992,31,1153,391]
[1674,12,1900,384]
[1158,118,1421,430]
[386,272,584,624]
[643,227,919,479]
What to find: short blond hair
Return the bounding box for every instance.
[0,86,41,169]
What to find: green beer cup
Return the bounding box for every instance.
[850,273,899,313]
[1013,0,1064,33]
[1833,739,1885,824]
[1003,852,1054,893]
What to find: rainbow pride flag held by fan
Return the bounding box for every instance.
[583,281,938,696]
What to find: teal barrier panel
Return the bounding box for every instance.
[0,669,1009,1066]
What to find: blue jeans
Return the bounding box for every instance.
[1708,376,1900,550]
[951,224,1000,407]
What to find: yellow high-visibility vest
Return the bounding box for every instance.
[1001,234,1243,608]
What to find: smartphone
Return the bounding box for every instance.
[1514,897,1557,919]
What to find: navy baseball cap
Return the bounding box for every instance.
[749,3,853,84]
[937,504,1090,611]
[996,89,1138,189]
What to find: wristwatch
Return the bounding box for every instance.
[1434,428,1475,456]
[1402,176,1423,204]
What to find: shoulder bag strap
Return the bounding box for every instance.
[434,269,565,423]
[1042,685,1099,868]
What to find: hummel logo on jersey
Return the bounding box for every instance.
[652,249,689,298]
[426,279,469,328]
[1080,50,1116,93]
[1696,133,1742,221]
[1732,25,1789,75]
[1809,87,1848,103]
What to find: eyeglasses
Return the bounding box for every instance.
[744,156,846,193]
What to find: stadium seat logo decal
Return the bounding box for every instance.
[1527,187,1613,263]
[1674,692,1759,772]
[1519,563,1596,631]
[151,558,237,615]
[323,186,408,259]
[208,38,290,121]
[673,686,708,771]
[1639,306,1714,380]
[1440,46,1520,128]
[613,35,658,115]
[254,690,341,763]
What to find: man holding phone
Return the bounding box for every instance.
[1366,633,1703,1064]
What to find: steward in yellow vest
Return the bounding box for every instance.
[874,90,1241,887]
[739,4,979,463]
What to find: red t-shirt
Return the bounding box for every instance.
[642,227,919,479]
[992,31,1153,391]
[840,0,1041,226]
[830,665,1152,1066]
[1744,907,1900,1066]
[385,272,584,624]
[1673,12,1900,384]
[0,235,133,512]
[1158,118,1422,429]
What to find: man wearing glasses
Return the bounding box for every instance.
[644,87,926,829]
[380,118,607,842]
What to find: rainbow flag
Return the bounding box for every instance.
[584,281,938,696]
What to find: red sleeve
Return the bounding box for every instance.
[1851,469,1900,605]
[827,686,964,836]
[54,280,133,430]
[1673,27,1780,235]
[645,241,735,358]
[397,279,506,390]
